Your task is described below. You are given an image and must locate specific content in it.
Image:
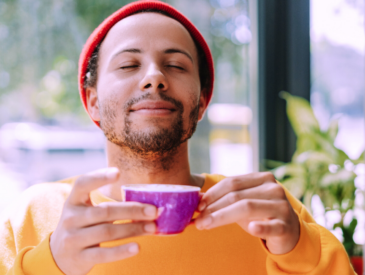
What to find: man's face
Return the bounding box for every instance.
[86,12,206,156]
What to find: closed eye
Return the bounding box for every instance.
[120,65,139,69]
[167,65,184,70]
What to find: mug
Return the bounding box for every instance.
[122,184,201,234]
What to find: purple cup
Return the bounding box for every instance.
[122,184,201,235]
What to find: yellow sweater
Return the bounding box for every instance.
[0,174,356,275]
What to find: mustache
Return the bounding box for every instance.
[124,92,184,112]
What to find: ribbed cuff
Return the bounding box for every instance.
[260,212,321,273]
[23,232,64,275]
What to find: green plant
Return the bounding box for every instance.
[269,92,364,256]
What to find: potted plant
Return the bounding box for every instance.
[267,92,364,274]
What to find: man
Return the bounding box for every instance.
[0,1,355,274]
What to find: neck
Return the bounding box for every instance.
[98,139,204,201]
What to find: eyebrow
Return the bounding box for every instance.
[111,48,142,60]
[111,48,193,63]
[164,48,193,63]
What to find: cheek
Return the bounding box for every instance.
[97,90,128,130]
[97,76,135,115]
[179,83,200,125]
[97,68,138,100]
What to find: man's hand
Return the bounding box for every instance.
[50,168,158,275]
[195,172,300,255]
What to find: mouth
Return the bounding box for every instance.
[130,100,177,116]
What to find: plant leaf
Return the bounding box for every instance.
[280,177,306,199]
[327,119,339,141]
[280,91,320,136]
[273,163,306,180]
[320,169,356,187]
[265,159,286,169]
[295,134,317,156]
[353,151,365,164]
[294,151,333,166]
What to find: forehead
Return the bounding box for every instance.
[99,12,198,62]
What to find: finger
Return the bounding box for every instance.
[198,172,276,211]
[195,199,288,230]
[81,242,140,265]
[247,219,288,238]
[73,222,156,248]
[202,183,286,215]
[68,167,120,205]
[64,202,158,228]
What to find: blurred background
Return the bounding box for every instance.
[0,0,364,266]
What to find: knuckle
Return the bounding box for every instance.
[262,224,270,235]
[90,249,105,263]
[270,184,286,199]
[102,205,112,220]
[137,223,147,235]
[73,177,83,187]
[125,223,144,237]
[79,250,92,264]
[211,213,220,224]
[63,214,77,229]
[84,207,95,221]
[227,192,240,204]
[88,169,108,181]
[279,201,291,216]
[275,221,286,235]
[63,231,77,248]
[95,205,111,221]
[101,224,115,239]
[132,204,144,218]
[205,207,214,214]
[243,200,254,212]
[123,202,143,219]
[261,172,276,183]
[228,177,241,191]
[74,176,89,192]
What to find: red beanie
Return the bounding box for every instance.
[78,0,214,126]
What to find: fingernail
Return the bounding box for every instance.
[201,216,212,228]
[128,244,139,254]
[106,167,119,180]
[198,202,206,212]
[144,206,156,217]
[144,223,156,233]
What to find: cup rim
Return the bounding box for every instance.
[122,184,201,193]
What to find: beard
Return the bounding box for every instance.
[99,92,199,158]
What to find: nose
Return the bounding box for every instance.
[139,63,168,92]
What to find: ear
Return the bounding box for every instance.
[85,86,101,122]
[197,89,208,121]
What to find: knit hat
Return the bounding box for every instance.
[78,0,214,126]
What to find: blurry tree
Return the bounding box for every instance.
[75,0,131,31]
[207,0,250,105]
[0,0,85,123]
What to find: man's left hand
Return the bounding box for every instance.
[195,172,300,255]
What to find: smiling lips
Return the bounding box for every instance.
[130,100,177,116]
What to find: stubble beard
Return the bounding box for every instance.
[99,93,200,164]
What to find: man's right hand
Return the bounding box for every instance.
[50,167,158,275]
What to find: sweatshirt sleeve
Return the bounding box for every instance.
[0,183,72,275]
[262,185,356,275]
[1,228,64,275]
